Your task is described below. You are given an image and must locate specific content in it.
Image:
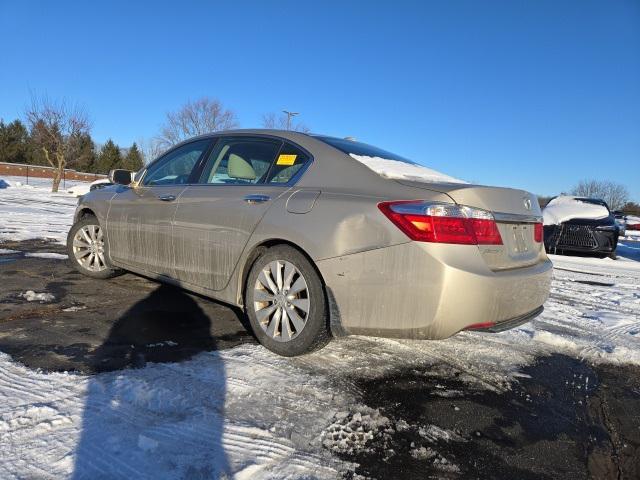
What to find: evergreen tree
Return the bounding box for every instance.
[0,119,30,164]
[95,139,122,174]
[122,142,144,171]
[67,132,96,172]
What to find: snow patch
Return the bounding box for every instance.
[418,424,464,443]
[349,154,467,184]
[321,408,391,454]
[543,196,609,225]
[62,305,86,312]
[19,290,55,303]
[0,248,19,254]
[146,340,178,347]
[25,252,68,260]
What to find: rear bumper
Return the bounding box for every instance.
[318,242,552,340]
[466,306,544,333]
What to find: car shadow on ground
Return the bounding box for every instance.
[0,241,256,373]
[72,284,233,479]
[79,283,252,372]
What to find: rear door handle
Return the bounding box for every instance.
[158,194,176,202]
[244,194,271,204]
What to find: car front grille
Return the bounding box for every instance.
[547,225,598,249]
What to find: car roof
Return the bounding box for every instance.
[180,129,314,143]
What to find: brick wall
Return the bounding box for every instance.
[0,162,107,182]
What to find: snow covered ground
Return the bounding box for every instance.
[1,177,639,478]
[0,176,85,244]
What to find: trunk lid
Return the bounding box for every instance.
[397,180,545,270]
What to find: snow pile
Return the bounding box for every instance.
[19,290,56,302]
[349,154,467,184]
[542,196,609,225]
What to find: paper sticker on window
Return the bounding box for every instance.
[276,154,297,166]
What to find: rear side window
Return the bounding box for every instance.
[265,143,310,184]
[199,137,282,185]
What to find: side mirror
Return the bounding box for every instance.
[109,169,133,186]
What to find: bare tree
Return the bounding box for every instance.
[26,95,91,192]
[262,112,310,133]
[571,179,629,211]
[137,137,166,164]
[156,97,238,149]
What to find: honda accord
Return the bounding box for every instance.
[68,130,552,356]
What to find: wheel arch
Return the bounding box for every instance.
[75,207,97,222]
[236,238,326,306]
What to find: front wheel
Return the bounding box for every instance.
[245,245,330,356]
[67,216,121,279]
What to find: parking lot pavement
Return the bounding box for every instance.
[0,239,255,373]
[1,240,639,479]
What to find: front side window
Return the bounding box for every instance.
[143,139,210,186]
[199,137,282,185]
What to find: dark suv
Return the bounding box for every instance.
[543,197,620,258]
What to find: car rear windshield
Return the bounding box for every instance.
[313,135,466,184]
[313,135,417,165]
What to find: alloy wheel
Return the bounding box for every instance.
[72,224,107,272]
[253,260,310,342]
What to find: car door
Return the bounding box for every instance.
[172,136,312,291]
[106,139,211,277]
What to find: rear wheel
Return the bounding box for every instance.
[67,216,121,279]
[245,245,330,356]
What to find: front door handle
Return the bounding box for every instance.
[244,194,271,204]
[158,194,176,202]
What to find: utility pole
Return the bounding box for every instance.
[282,110,299,130]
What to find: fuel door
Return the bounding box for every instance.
[286,189,321,214]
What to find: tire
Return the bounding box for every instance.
[67,215,121,279]
[245,245,330,356]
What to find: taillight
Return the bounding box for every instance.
[378,200,503,245]
[534,223,543,243]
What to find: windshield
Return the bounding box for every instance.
[574,197,610,210]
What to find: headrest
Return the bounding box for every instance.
[228,153,256,180]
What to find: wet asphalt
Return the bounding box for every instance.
[0,240,639,479]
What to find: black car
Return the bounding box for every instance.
[543,197,620,258]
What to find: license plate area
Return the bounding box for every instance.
[507,224,534,255]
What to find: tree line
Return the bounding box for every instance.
[537,179,638,215]
[0,94,308,192]
[0,115,143,176]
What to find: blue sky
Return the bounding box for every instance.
[1,1,639,200]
